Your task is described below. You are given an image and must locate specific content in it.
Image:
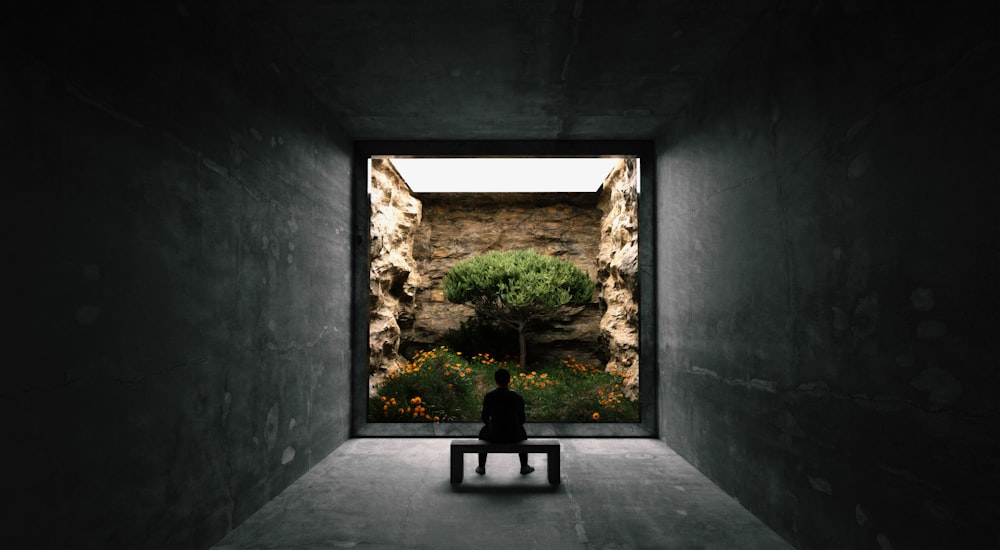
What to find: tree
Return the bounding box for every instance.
[442,250,595,370]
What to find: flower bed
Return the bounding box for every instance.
[369,346,639,423]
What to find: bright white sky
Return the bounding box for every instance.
[388,157,622,193]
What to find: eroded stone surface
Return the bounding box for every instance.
[597,160,640,397]
[368,159,422,391]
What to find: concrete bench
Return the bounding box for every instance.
[450,439,560,485]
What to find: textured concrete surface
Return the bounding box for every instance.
[655,3,999,549]
[272,0,773,140]
[212,438,793,550]
[6,3,355,548]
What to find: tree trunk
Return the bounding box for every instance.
[517,324,527,371]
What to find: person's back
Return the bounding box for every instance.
[481,386,527,443]
[477,368,533,475]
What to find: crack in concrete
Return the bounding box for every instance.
[560,0,585,83]
[877,461,943,491]
[683,370,998,419]
[65,82,144,129]
[399,459,432,543]
[678,175,763,217]
[0,383,72,399]
[267,325,331,354]
[555,0,586,137]
[221,379,236,533]
[3,359,198,398]
[791,380,999,419]
[56,70,300,225]
[686,366,778,393]
[561,469,589,544]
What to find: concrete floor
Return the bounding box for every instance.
[212,438,793,550]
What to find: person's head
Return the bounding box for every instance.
[494,368,511,387]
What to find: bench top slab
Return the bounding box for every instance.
[451,439,559,448]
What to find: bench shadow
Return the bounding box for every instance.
[448,481,562,494]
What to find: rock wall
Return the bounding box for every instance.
[368,159,421,389]
[369,161,643,382]
[408,192,603,366]
[597,160,640,396]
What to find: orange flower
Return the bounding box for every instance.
[592,412,600,420]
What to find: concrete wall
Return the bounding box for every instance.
[4,3,353,548]
[656,3,999,549]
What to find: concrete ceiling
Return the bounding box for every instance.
[274,0,771,141]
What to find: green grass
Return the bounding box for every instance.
[368,345,639,423]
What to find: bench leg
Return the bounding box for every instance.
[450,450,463,485]
[548,450,560,485]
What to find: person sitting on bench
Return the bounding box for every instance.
[477,368,534,475]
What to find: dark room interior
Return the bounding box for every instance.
[4,1,998,548]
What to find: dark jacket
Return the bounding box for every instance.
[478,387,528,443]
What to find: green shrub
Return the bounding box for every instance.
[442,250,595,370]
[369,347,479,422]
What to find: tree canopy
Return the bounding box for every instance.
[442,250,595,369]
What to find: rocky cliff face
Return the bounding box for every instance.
[368,159,421,391]
[597,160,640,397]
[409,192,603,366]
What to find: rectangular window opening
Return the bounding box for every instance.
[352,142,656,437]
